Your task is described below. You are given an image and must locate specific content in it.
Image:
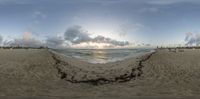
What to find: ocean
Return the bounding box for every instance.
[52,48,155,64]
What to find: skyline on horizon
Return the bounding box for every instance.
[1,0,200,49]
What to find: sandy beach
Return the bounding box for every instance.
[1,48,200,98]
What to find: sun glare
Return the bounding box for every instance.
[72,42,112,49]
[94,43,106,49]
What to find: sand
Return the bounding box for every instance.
[49,49,153,85]
[1,48,200,98]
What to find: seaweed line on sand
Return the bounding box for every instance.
[50,50,156,85]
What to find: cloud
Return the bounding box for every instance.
[33,11,46,19]
[117,23,144,37]
[64,25,91,44]
[145,44,151,46]
[1,0,200,6]
[4,38,43,47]
[185,32,193,41]
[92,36,129,46]
[3,31,67,49]
[139,7,159,13]
[147,0,200,5]
[185,32,200,46]
[32,10,46,24]
[2,25,130,49]
[3,35,67,49]
[80,0,200,5]
[91,0,122,6]
[64,25,130,47]
[139,43,151,47]
[0,35,3,44]
[45,36,66,48]
[0,0,45,5]
[2,30,67,49]
[3,31,43,47]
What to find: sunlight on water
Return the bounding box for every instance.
[52,48,155,64]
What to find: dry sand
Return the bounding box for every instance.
[1,48,200,98]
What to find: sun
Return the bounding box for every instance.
[95,43,104,49]
[89,42,113,49]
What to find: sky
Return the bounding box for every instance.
[1,0,200,49]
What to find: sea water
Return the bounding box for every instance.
[52,48,155,63]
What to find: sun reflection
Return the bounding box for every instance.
[92,49,108,63]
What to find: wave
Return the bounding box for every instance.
[52,48,155,63]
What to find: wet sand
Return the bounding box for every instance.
[1,48,200,98]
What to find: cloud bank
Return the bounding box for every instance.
[45,36,65,48]
[2,25,130,49]
[3,38,44,48]
[64,25,130,47]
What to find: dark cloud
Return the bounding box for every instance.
[145,44,151,46]
[92,36,129,46]
[185,32,200,46]
[64,25,91,44]
[45,36,65,48]
[64,25,130,46]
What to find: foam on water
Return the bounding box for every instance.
[52,48,155,64]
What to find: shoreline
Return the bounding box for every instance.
[49,48,155,64]
[49,49,156,85]
[2,48,200,96]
